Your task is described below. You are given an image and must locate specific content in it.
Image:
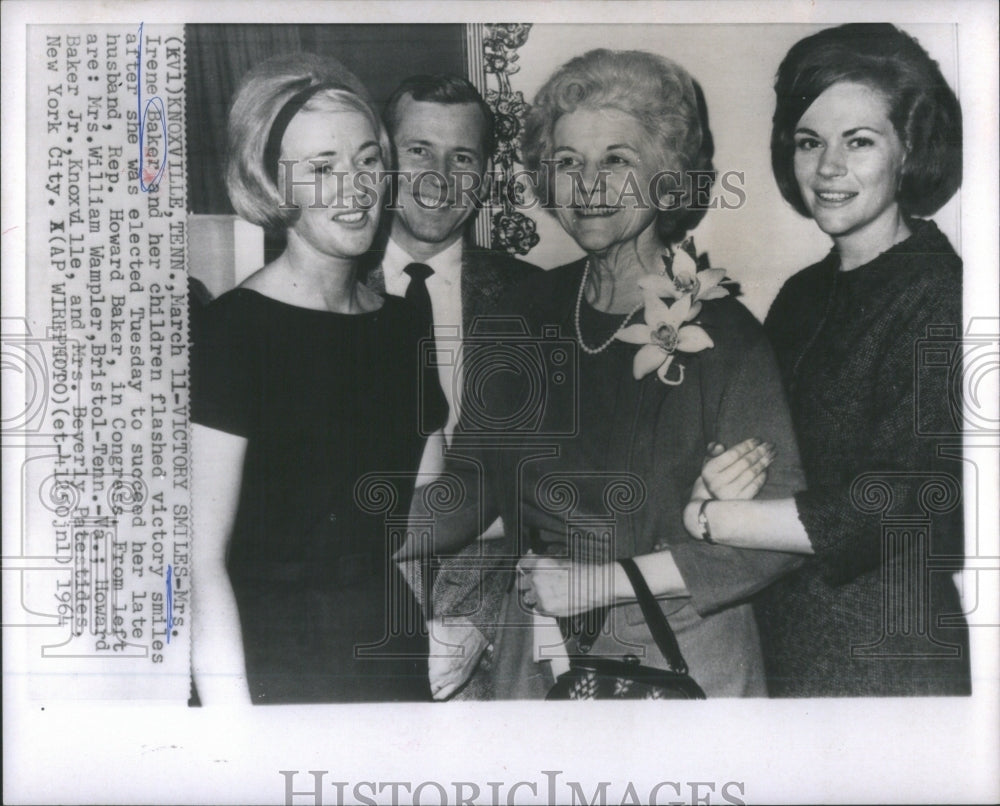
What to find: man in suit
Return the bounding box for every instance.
[366,74,539,444]
[369,75,540,700]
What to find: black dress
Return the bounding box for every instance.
[191,289,447,703]
[758,219,971,697]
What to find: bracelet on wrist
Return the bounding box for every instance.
[697,499,716,545]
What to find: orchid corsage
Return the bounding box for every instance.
[615,241,729,385]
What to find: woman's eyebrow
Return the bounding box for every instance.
[793,125,885,137]
[842,126,884,136]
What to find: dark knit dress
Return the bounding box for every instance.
[758,219,971,697]
[191,290,447,703]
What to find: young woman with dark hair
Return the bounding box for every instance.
[684,24,970,697]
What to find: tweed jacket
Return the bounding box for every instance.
[371,240,541,698]
[364,242,541,335]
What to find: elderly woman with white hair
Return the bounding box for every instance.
[413,49,805,699]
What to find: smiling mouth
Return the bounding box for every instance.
[814,191,857,204]
[573,206,621,218]
[411,193,461,210]
[331,210,368,225]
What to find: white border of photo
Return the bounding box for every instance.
[2,2,997,804]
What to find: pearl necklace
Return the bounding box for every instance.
[574,259,645,355]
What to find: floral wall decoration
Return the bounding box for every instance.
[475,23,540,256]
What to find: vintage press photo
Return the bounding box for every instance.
[2,1,998,804]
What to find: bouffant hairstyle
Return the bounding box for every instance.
[384,74,496,161]
[772,23,962,218]
[225,52,390,230]
[521,49,716,244]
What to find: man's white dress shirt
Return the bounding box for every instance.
[382,237,464,445]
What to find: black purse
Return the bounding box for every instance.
[545,557,707,700]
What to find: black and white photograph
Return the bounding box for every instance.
[2,2,998,804]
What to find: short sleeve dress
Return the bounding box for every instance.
[428,261,806,698]
[191,288,447,703]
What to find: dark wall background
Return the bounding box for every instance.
[185,24,467,215]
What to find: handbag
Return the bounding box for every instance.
[545,557,707,700]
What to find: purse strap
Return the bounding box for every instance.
[617,557,690,675]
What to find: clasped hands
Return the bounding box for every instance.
[517,437,776,622]
[428,438,774,699]
[427,557,614,700]
[683,437,774,538]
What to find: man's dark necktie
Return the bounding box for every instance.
[402,262,439,617]
[403,262,435,336]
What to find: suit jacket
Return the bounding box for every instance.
[364,242,541,335]
[370,240,541,699]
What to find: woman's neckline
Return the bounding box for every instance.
[582,299,639,320]
[234,287,385,317]
[832,218,929,273]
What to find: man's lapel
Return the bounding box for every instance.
[460,245,506,333]
[366,262,387,295]
[460,247,477,333]
[367,241,510,330]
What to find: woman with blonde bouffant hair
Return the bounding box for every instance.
[191,52,446,704]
